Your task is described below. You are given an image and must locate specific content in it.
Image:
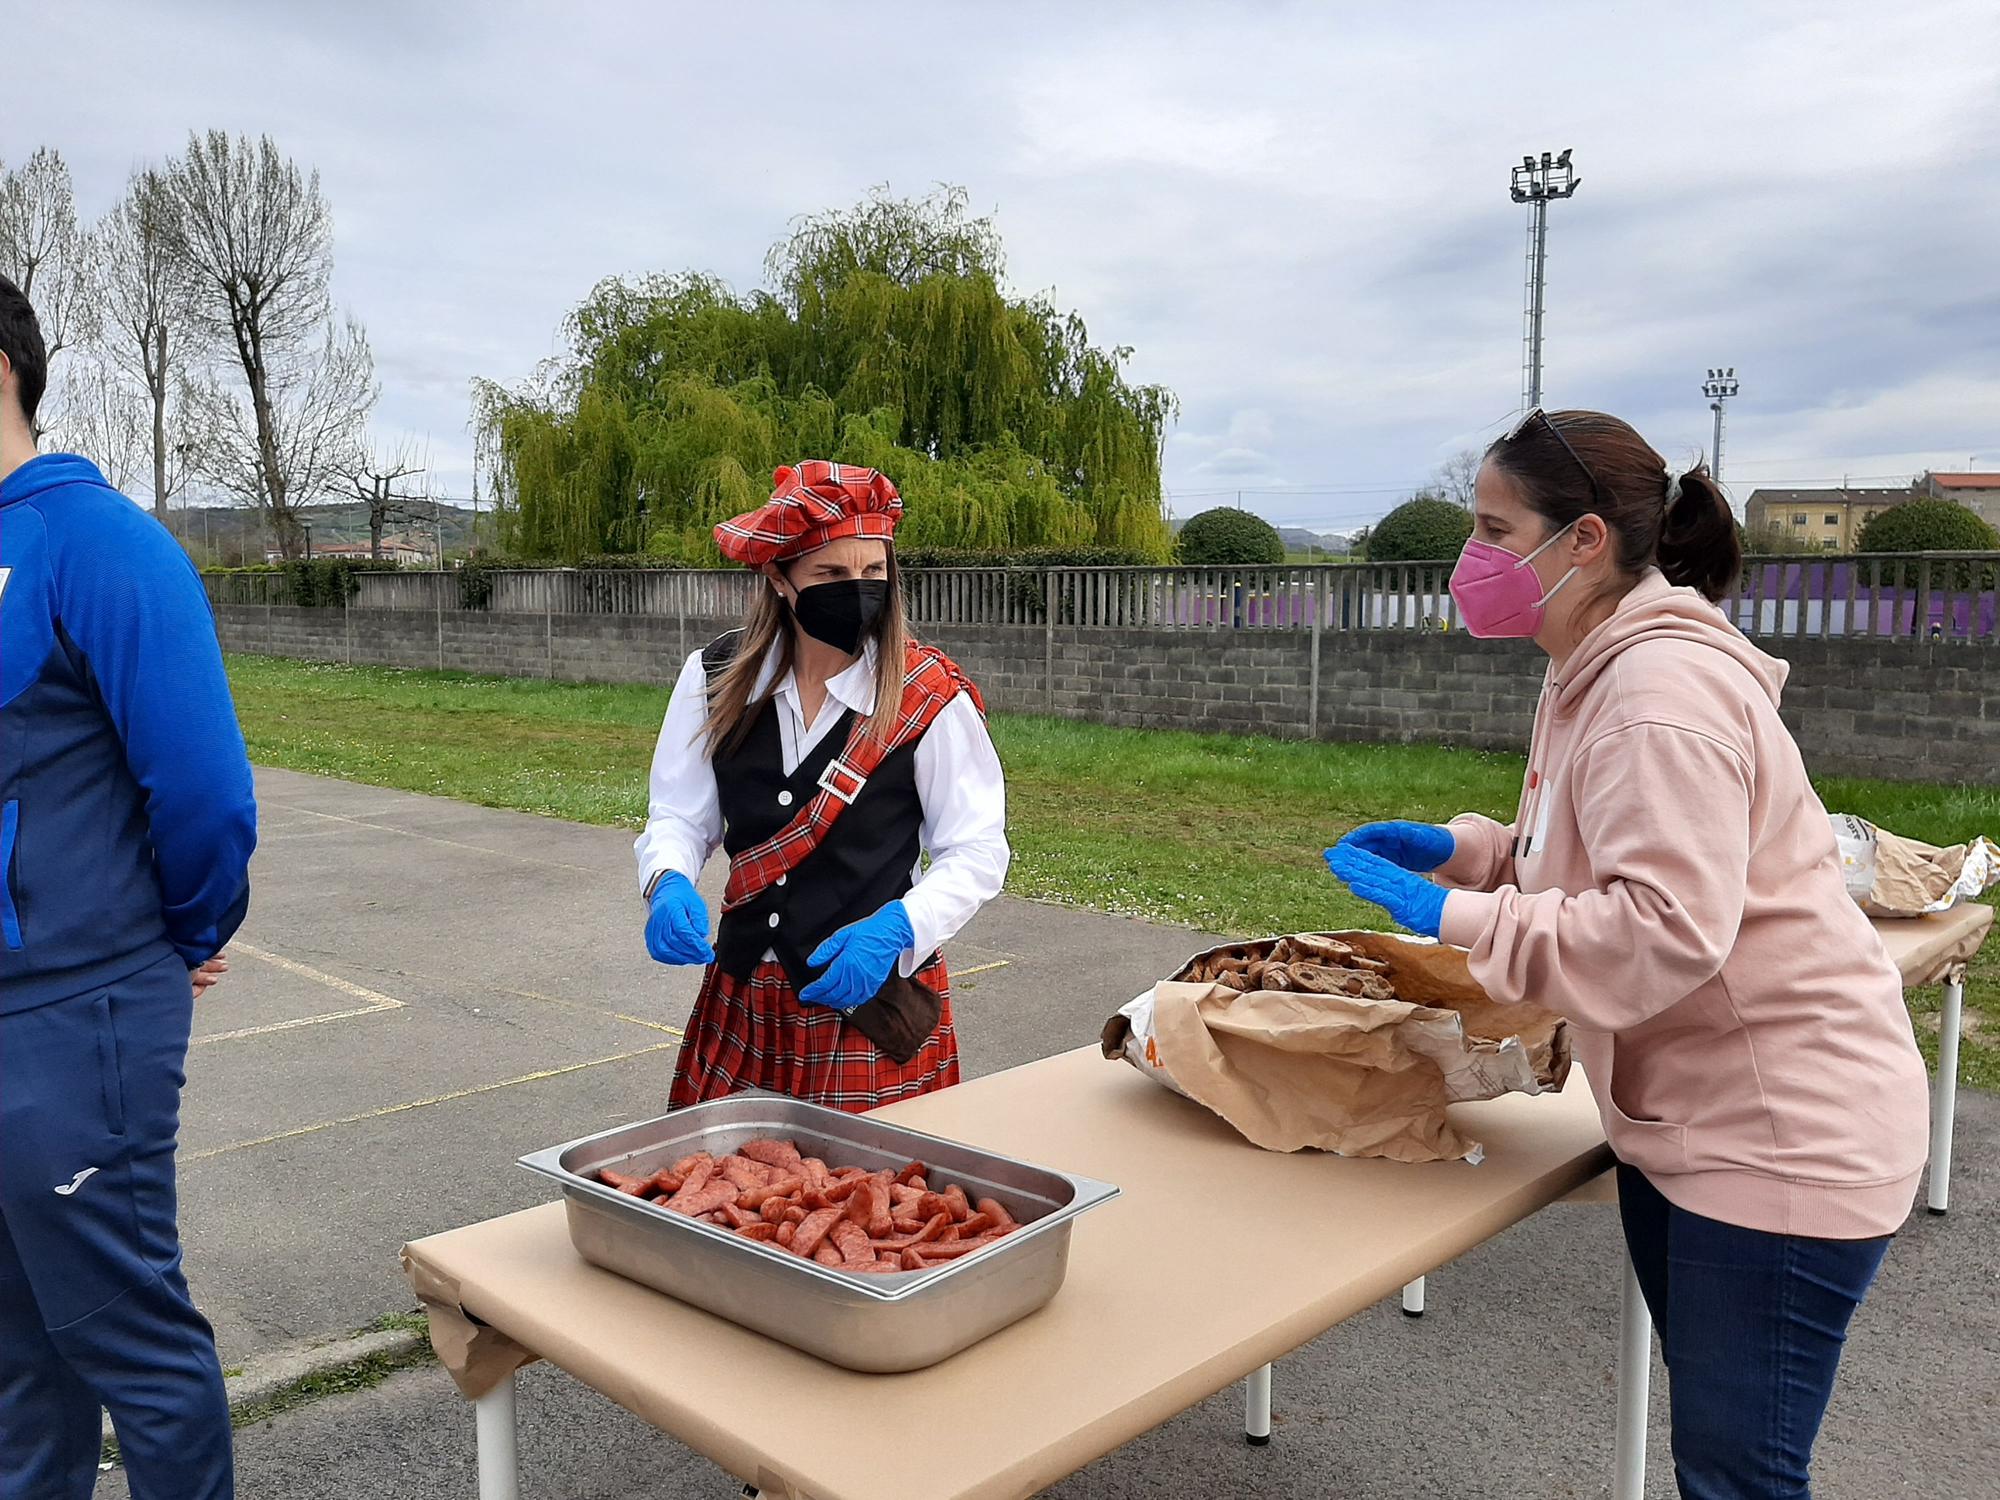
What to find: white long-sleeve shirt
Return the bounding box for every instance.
[634,642,1010,974]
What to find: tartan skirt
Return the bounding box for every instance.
[668,954,960,1114]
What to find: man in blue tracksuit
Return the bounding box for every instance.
[0,275,256,1497]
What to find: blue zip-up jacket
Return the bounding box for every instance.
[0,453,257,1013]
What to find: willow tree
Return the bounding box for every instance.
[478,186,1176,562]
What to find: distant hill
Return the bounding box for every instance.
[1170,514,1356,556]
[163,499,483,566]
[1275,525,1359,556]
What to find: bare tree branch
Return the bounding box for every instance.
[1434,449,1482,509]
[343,438,429,559]
[45,351,151,492]
[95,169,209,518]
[0,147,97,370]
[161,131,346,556]
[191,314,376,549]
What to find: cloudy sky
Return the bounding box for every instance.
[15,0,2000,532]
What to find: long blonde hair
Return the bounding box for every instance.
[701,547,912,758]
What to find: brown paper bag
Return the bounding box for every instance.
[400,1245,538,1399]
[1867,828,2000,918]
[1829,814,2000,918]
[1101,932,1570,1164]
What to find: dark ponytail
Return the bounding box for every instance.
[1485,410,1743,606]
[1657,463,1741,603]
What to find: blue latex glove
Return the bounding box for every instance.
[1339,821,1456,873]
[645,872,716,966]
[1323,845,1449,939]
[801,901,915,1014]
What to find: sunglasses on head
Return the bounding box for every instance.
[1503,407,1604,510]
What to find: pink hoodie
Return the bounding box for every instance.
[1437,571,1929,1239]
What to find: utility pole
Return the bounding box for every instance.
[1702,367,1740,486]
[1510,148,1580,410]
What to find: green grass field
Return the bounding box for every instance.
[227,654,1999,1087]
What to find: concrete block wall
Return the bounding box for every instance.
[213,605,1990,783]
[921,625,1045,712]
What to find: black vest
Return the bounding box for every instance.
[710,658,928,991]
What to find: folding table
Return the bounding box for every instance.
[406,1046,1644,1500]
[1869,903,1994,1213]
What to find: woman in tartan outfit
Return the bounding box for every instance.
[635,461,1010,1112]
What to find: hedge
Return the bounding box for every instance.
[1174,507,1284,566]
[1857,500,1999,589]
[1366,496,1474,562]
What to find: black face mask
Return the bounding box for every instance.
[789,578,889,655]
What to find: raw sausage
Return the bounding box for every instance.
[790,1206,843,1260]
[717,1156,770,1191]
[666,1179,738,1217]
[739,1139,804,1173]
[741,1176,803,1209]
[829,1221,874,1267]
[595,1139,1029,1280]
[844,1180,894,1239]
[869,1212,948,1252]
[911,1233,1007,1261]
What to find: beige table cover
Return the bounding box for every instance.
[1871,904,1994,987]
[404,1046,1610,1500]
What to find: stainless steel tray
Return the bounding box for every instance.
[518,1091,1118,1372]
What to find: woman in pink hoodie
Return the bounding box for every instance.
[1326,409,1930,1500]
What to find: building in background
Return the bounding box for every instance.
[376,533,436,566]
[1742,486,1905,550]
[1913,471,2000,530]
[262,537,434,566]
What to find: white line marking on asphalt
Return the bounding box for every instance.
[192,941,405,1045]
[182,1043,680,1162]
[258,800,605,875]
[246,947,692,1040]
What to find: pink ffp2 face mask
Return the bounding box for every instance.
[1447,520,1579,638]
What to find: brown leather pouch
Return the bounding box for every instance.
[844,972,943,1065]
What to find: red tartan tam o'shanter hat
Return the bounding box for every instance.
[713,461,903,567]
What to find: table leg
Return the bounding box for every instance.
[1401,1277,1426,1317]
[475,1372,520,1500]
[1930,973,1965,1215]
[1614,1251,1651,1500]
[1244,1362,1273,1446]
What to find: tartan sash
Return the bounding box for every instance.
[719,644,983,912]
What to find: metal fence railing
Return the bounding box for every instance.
[202,552,2000,644]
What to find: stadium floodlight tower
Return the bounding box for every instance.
[1702,367,1741,486]
[1510,148,1580,410]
